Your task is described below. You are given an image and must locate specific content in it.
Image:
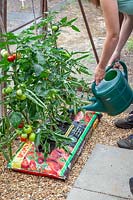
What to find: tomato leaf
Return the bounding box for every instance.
[60,16,67,24]
[9,112,23,128]
[66,18,78,25]
[33,64,44,76]
[71,25,80,32]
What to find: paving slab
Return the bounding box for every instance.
[67,144,133,200]
[67,187,128,200]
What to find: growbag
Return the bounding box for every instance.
[8,111,102,180]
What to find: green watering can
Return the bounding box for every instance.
[71,60,133,116]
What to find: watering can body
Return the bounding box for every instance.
[75,61,133,116]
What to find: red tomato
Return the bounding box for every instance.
[38,157,44,164]
[84,114,91,122]
[29,160,37,171]
[50,149,63,159]
[77,87,83,92]
[46,158,61,171]
[74,111,84,121]
[18,121,24,129]
[20,137,27,142]
[21,158,29,169]
[20,133,27,142]
[12,53,17,60]
[43,166,58,176]
[13,53,21,59]
[7,55,16,62]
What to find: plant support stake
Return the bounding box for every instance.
[78,0,99,64]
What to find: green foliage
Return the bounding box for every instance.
[127,38,133,52]
[0,12,92,160]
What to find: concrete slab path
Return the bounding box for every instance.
[67,144,133,200]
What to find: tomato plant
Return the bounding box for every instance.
[0,12,92,161]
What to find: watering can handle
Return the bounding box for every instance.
[91,60,128,95]
[91,81,97,96]
[106,60,128,81]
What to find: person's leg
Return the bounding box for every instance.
[117,134,133,149]
[129,177,133,195]
[114,111,133,129]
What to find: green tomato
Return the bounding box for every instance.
[1,49,8,57]
[2,88,6,95]
[23,125,32,134]
[51,89,57,93]
[29,132,36,142]
[16,95,21,100]
[19,94,26,100]
[16,89,23,96]
[20,83,26,88]
[46,69,51,74]
[52,25,59,32]
[51,94,56,99]
[1,49,6,55]
[46,96,52,100]
[16,129,22,135]
[21,133,28,139]
[2,51,8,58]
[5,86,13,94]
[17,83,26,89]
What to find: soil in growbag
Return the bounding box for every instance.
[8,111,102,180]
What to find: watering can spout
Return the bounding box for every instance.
[80,101,105,113]
[69,100,105,113]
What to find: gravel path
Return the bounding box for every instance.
[0,113,132,200]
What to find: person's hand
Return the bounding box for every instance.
[94,65,105,85]
[108,51,121,68]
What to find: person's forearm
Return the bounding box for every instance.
[115,15,133,53]
[98,34,119,69]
